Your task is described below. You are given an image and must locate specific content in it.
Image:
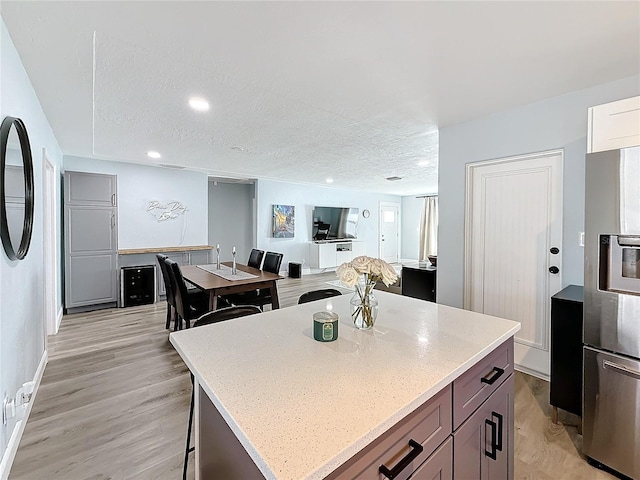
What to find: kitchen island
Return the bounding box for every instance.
[170,291,520,479]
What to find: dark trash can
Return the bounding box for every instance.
[288,262,302,278]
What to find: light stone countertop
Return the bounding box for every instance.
[170,291,520,480]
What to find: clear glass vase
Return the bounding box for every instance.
[350,283,379,330]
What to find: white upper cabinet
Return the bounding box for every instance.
[587,96,640,153]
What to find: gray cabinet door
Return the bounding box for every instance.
[64,172,118,310]
[409,437,452,479]
[65,171,116,206]
[453,375,514,480]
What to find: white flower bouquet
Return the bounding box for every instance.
[336,256,398,328]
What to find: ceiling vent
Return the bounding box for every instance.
[386,176,402,181]
[158,163,186,170]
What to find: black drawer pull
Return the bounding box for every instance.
[379,439,424,479]
[493,411,503,451]
[481,366,505,385]
[485,418,498,460]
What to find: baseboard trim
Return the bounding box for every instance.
[0,349,48,480]
[515,364,550,382]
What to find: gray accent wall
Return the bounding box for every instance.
[208,181,255,264]
[438,75,640,308]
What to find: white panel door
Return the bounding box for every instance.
[465,150,563,379]
[379,203,400,263]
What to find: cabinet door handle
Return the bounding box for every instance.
[111,193,116,206]
[379,439,423,479]
[492,411,503,452]
[485,419,498,460]
[111,215,115,229]
[481,366,505,385]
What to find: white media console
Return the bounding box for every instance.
[308,240,366,269]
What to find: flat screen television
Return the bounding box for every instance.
[312,206,359,240]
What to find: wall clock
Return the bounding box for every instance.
[362,209,370,218]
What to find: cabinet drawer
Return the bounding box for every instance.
[453,338,513,429]
[328,385,452,480]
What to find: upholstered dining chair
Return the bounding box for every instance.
[166,259,209,330]
[183,305,262,480]
[223,251,284,310]
[247,248,265,269]
[297,288,343,304]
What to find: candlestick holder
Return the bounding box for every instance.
[232,249,237,275]
[216,246,221,269]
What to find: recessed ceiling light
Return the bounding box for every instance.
[417,160,430,167]
[326,178,334,184]
[188,97,210,112]
[147,151,161,159]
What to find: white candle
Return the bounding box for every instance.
[216,243,220,250]
[232,246,236,254]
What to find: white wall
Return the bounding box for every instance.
[208,181,254,262]
[256,179,401,271]
[64,157,209,249]
[0,19,64,474]
[438,75,640,308]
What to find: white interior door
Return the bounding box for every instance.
[379,202,400,263]
[465,150,563,380]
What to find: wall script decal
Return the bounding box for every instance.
[147,201,188,222]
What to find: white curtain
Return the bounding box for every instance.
[419,196,438,261]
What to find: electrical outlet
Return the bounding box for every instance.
[579,232,585,247]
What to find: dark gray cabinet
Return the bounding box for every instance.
[64,171,118,312]
[550,285,583,421]
[401,265,436,302]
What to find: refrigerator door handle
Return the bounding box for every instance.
[603,360,640,380]
[617,235,640,247]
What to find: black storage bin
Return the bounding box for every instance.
[121,265,156,307]
[288,262,302,278]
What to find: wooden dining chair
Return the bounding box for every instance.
[166,259,209,330]
[183,306,262,480]
[247,248,265,269]
[298,288,343,304]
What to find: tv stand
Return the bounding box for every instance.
[309,240,366,269]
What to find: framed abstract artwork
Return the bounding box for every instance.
[272,204,295,238]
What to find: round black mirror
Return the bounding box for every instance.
[0,116,34,260]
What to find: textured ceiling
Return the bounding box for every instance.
[2,1,639,195]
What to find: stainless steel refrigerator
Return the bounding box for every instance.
[584,145,640,480]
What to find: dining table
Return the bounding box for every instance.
[180,262,284,311]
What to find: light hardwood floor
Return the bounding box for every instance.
[10,272,615,479]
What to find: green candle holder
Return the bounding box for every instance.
[313,311,338,342]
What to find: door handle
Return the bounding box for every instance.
[111,193,116,206]
[548,266,559,274]
[603,360,640,380]
[481,366,505,385]
[492,411,503,452]
[485,418,498,460]
[111,215,115,228]
[379,439,423,479]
